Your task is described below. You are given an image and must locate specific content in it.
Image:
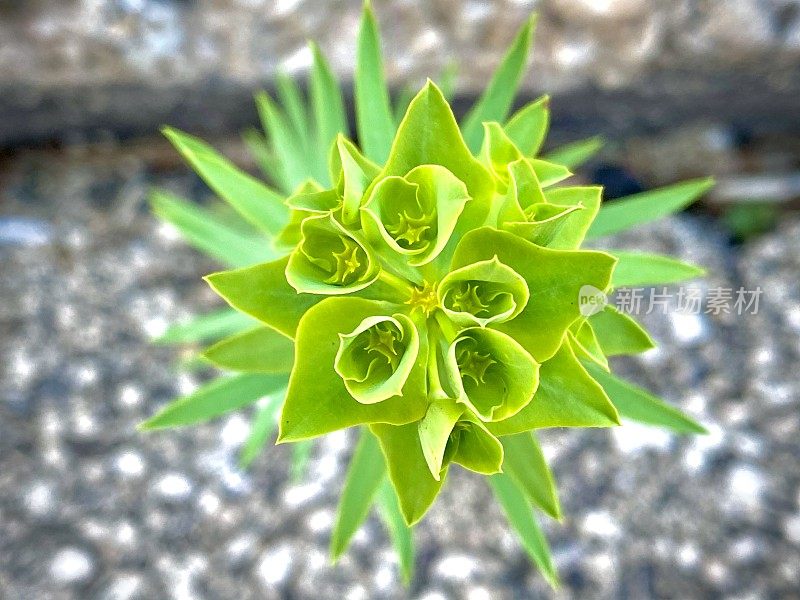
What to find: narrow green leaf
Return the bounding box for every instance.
[309,42,348,186]
[202,326,294,373]
[140,373,287,430]
[543,136,604,169]
[585,363,707,434]
[276,72,310,150]
[154,308,257,345]
[205,256,323,338]
[505,95,549,157]
[376,480,415,585]
[242,128,289,191]
[239,392,285,468]
[331,429,386,559]
[150,190,275,268]
[291,439,314,482]
[489,473,559,589]
[461,16,536,153]
[501,433,561,520]
[162,127,288,235]
[587,178,715,239]
[610,251,705,287]
[355,3,396,163]
[256,92,310,190]
[589,305,655,356]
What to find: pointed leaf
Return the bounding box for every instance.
[242,128,288,191]
[543,136,604,169]
[489,473,559,589]
[528,159,572,187]
[376,480,415,585]
[382,81,494,205]
[140,373,287,430]
[205,256,322,338]
[501,432,561,519]
[489,342,620,435]
[587,178,715,239]
[150,190,275,267]
[451,227,616,362]
[256,92,310,191]
[418,399,463,479]
[337,135,381,224]
[154,308,257,345]
[585,363,707,434]
[202,326,294,373]
[371,421,445,525]
[505,95,550,157]
[162,127,288,235]
[239,392,285,468]
[610,251,705,287]
[568,324,609,371]
[331,429,386,559]
[276,73,310,148]
[543,185,602,249]
[310,41,348,186]
[278,298,428,442]
[461,16,536,153]
[589,305,655,356]
[355,3,396,163]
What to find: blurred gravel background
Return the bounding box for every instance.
[2,1,800,599]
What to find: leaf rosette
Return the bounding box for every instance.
[334,313,420,404]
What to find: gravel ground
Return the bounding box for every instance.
[1,147,799,599]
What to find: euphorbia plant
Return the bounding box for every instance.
[143,4,712,587]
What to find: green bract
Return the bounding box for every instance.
[144,4,713,588]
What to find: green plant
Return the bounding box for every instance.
[142,4,712,587]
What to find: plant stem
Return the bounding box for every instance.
[378,269,415,296]
[434,310,459,344]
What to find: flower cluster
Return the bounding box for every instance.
[145,6,711,585]
[206,81,625,523]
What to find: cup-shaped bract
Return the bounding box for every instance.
[361,164,470,266]
[438,257,529,327]
[334,313,420,404]
[442,327,539,422]
[443,413,504,475]
[286,213,379,294]
[418,399,503,479]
